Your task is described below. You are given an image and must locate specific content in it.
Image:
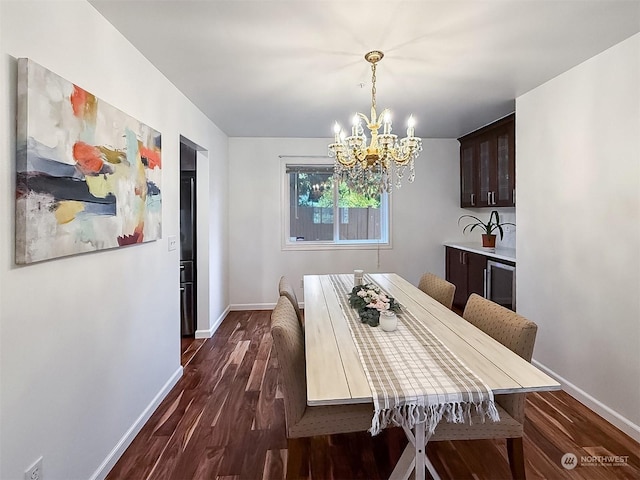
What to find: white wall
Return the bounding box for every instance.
[516,34,640,440]
[0,2,228,479]
[228,137,471,307]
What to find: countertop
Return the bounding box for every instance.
[444,242,516,263]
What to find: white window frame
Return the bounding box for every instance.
[281,158,392,251]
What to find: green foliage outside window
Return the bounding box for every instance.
[297,174,380,208]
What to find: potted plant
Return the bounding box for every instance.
[458,210,515,248]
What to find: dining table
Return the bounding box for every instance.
[303,272,561,480]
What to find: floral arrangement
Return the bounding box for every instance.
[348,283,402,327]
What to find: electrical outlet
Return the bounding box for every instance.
[25,457,43,480]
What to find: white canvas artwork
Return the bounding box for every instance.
[16,58,162,264]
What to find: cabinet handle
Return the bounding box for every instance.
[180,287,185,292]
[180,265,185,270]
[463,252,467,265]
[488,192,492,204]
[470,193,475,206]
[483,268,488,298]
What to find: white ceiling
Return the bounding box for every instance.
[89,0,640,139]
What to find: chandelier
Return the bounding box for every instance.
[328,50,422,195]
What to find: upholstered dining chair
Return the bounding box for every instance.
[270,296,374,478]
[429,294,538,480]
[278,276,304,327]
[418,272,456,310]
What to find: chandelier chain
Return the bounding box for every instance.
[371,62,377,113]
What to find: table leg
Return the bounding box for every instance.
[414,422,425,480]
[425,453,441,480]
[389,444,415,480]
[390,423,441,480]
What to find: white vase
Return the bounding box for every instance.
[379,311,397,332]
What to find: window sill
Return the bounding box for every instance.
[282,241,392,251]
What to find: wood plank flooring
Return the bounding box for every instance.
[181,337,206,367]
[107,310,640,479]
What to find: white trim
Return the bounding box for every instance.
[195,306,229,339]
[230,303,277,311]
[230,302,305,312]
[90,367,183,480]
[532,359,640,442]
[282,241,393,252]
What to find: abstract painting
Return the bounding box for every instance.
[16,58,162,264]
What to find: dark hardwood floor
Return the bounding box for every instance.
[108,310,640,479]
[181,336,206,367]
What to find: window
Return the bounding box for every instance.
[283,162,390,249]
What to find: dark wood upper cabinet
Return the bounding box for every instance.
[458,113,515,208]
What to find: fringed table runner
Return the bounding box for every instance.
[329,274,499,437]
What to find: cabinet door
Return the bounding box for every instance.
[476,134,495,207]
[494,122,515,206]
[467,252,487,300]
[446,247,468,309]
[460,143,476,207]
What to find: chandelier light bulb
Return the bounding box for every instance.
[351,114,360,136]
[383,111,392,135]
[333,121,341,142]
[407,115,416,137]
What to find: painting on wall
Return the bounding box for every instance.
[16,58,162,264]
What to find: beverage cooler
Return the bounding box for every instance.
[485,260,516,311]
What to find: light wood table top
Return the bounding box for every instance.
[304,273,561,407]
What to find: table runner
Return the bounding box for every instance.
[329,274,500,436]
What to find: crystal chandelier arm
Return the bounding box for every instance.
[387,137,423,165]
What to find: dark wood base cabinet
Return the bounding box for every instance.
[446,246,487,311]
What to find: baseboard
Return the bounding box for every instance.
[90,366,183,480]
[532,359,640,442]
[229,302,304,311]
[195,305,230,338]
[230,302,276,311]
